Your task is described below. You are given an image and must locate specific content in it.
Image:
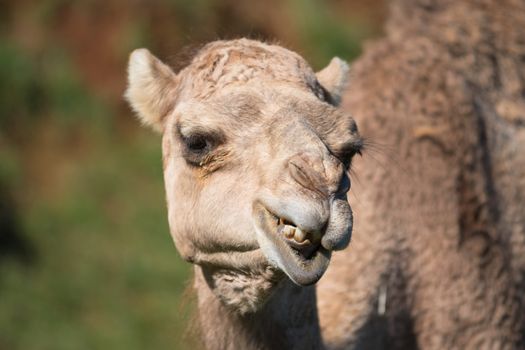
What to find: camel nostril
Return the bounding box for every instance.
[288,152,349,197]
[288,153,331,197]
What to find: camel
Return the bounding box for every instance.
[126,38,360,349]
[125,0,525,348]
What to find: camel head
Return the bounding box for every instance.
[126,39,362,309]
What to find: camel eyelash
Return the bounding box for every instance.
[336,143,363,169]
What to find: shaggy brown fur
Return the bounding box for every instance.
[318,0,525,348]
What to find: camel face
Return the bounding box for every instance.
[126,39,361,288]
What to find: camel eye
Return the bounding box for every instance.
[179,131,220,167]
[184,134,209,152]
[342,150,360,169]
[176,124,226,167]
[337,145,362,169]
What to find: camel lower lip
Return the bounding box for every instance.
[253,203,332,286]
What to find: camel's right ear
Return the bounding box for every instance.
[125,49,178,132]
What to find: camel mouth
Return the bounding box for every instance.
[252,202,331,286]
[276,217,323,259]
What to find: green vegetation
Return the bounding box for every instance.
[290,0,376,68]
[0,1,381,349]
[0,134,194,350]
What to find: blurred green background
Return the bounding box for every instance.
[0,1,384,349]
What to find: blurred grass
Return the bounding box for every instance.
[0,119,196,349]
[0,0,383,349]
[289,0,376,68]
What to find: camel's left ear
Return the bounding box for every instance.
[125,48,178,132]
[316,57,349,105]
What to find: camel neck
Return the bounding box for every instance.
[194,266,322,350]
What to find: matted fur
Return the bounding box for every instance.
[318,0,525,349]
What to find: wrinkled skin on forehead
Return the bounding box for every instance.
[126,38,361,312]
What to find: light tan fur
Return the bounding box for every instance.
[126,38,359,349]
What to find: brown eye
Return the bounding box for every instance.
[184,134,209,153]
[176,124,226,167]
[179,131,221,167]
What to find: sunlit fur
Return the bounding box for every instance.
[126,38,360,349]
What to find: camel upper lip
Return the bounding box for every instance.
[253,203,331,286]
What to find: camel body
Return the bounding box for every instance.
[320,0,525,348]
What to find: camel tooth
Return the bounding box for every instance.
[294,228,307,242]
[281,225,295,238]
